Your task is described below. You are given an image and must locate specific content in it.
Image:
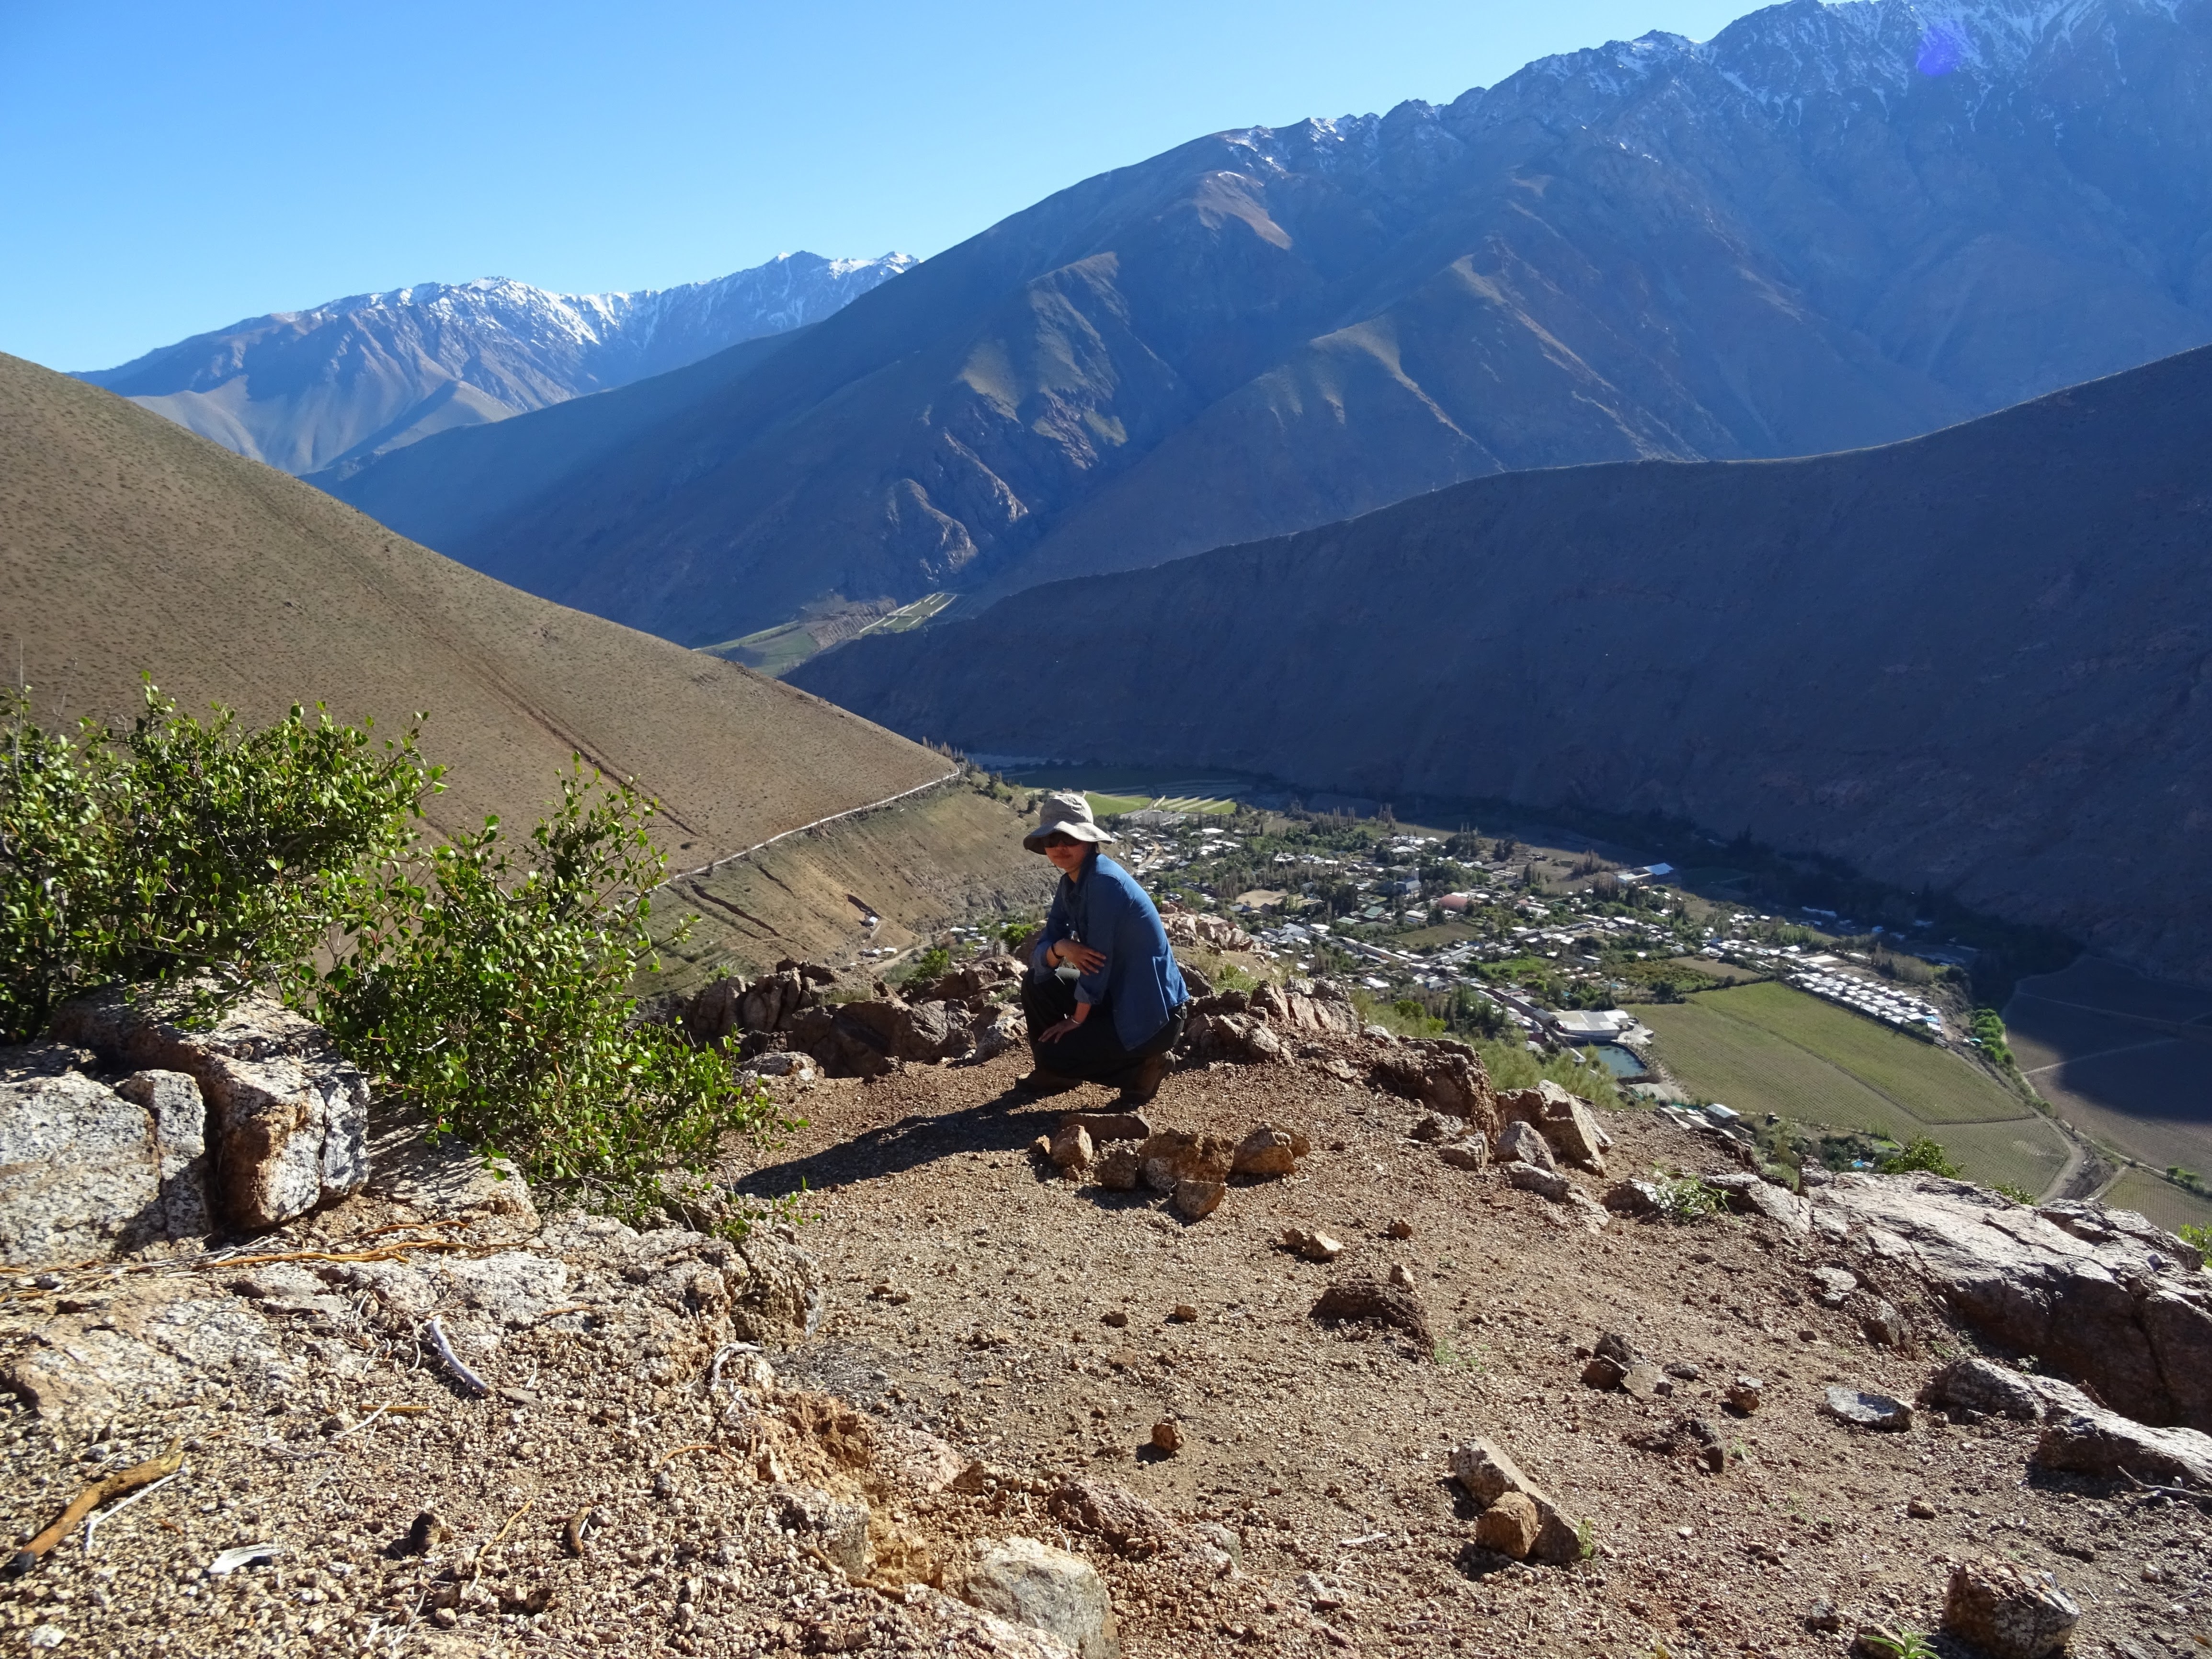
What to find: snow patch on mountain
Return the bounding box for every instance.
[79,251,916,477]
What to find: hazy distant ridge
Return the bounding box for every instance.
[76,251,917,477]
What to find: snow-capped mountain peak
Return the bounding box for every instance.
[78,250,918,477]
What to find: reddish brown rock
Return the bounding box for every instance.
[1473,1491,1541,1558]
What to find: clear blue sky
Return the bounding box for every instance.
[1,0,1765,372]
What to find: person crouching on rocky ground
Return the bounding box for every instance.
[1017,792,1189,1106]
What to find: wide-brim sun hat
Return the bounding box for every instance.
[1023,790,1118,852]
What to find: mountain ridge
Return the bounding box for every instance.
[320,0,2212,644]
[76,251,917,477]
[789,341,2212,989]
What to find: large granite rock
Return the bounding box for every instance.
[8,1190,828,1425]
[52,987,369,1231]
[1497,1079,1608,1171]
[0,1046,213,1264]
[0,1053,211,1274]
[1813,1174,2212,1431]
[5,1274,305,1424]
[964,1537,1119,1659]
[1924,1354,2212,1485]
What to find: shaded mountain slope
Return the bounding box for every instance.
[78,252,915,478]
[791,344,2212,988]
[0,350,949,865]
[327,0,2212,644]
[303,327,812,556]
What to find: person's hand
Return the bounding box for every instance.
[1052,941,1106,974]
[1039,1017,1083,1043]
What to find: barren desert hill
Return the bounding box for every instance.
[0,348,954,869]
[792,341,2212,991]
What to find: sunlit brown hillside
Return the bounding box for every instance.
[0,350,948,864]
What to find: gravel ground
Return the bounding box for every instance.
[4,1044,2207,1658]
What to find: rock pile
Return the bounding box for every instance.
[1179,979,1358,1065]
[1044,1113,1311,1224]
[1159,909,1254,953]
[678,955,1028,1080]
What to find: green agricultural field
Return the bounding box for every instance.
[1007,765,1249,808]
[855,592,957,635]
[1687,982,2021,1123]
[1082,792,1154,817]
[701,617,826,678]
[2099,1168,2212,1234]
[1642,982,2069,1193]
[1673,955,1767,984]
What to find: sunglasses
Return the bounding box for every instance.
[1043,832,1083,848]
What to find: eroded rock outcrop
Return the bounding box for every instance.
[1497,1079,1609,1172]
[50,987,369,1232]
[1369,1038,1498,1133]
[0,1046,213,1265]
[1813,1174,2212,1431]
[1180,1008,1287,1066]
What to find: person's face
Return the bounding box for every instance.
[1043,834,1088,875]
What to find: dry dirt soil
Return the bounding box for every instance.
[5,1046,2208,1659]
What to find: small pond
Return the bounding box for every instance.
[1588,1044,1650,1079]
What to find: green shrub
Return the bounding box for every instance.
[1649,1172,1724,1225]
[1878,1136,1962,1178]
[303,766,791,1229]
[903,944,952,985]
[5,689,790,1232]
[2178,1223,2212,1254]
[1475,1038,1624,1108]
[1,684,434,1043]
[1858,1630,1938,1659]
[1971,1006,2014,1067]
[1211,959,1258,992]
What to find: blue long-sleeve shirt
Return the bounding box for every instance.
[1030,851,1188,1051]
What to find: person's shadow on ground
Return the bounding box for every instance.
[729,1084,1069,1199]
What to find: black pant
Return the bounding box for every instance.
[1021,973,1185,1085]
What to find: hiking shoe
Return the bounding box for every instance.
[1116,1053,1171,1106]
[1015,1068,1082,1097]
